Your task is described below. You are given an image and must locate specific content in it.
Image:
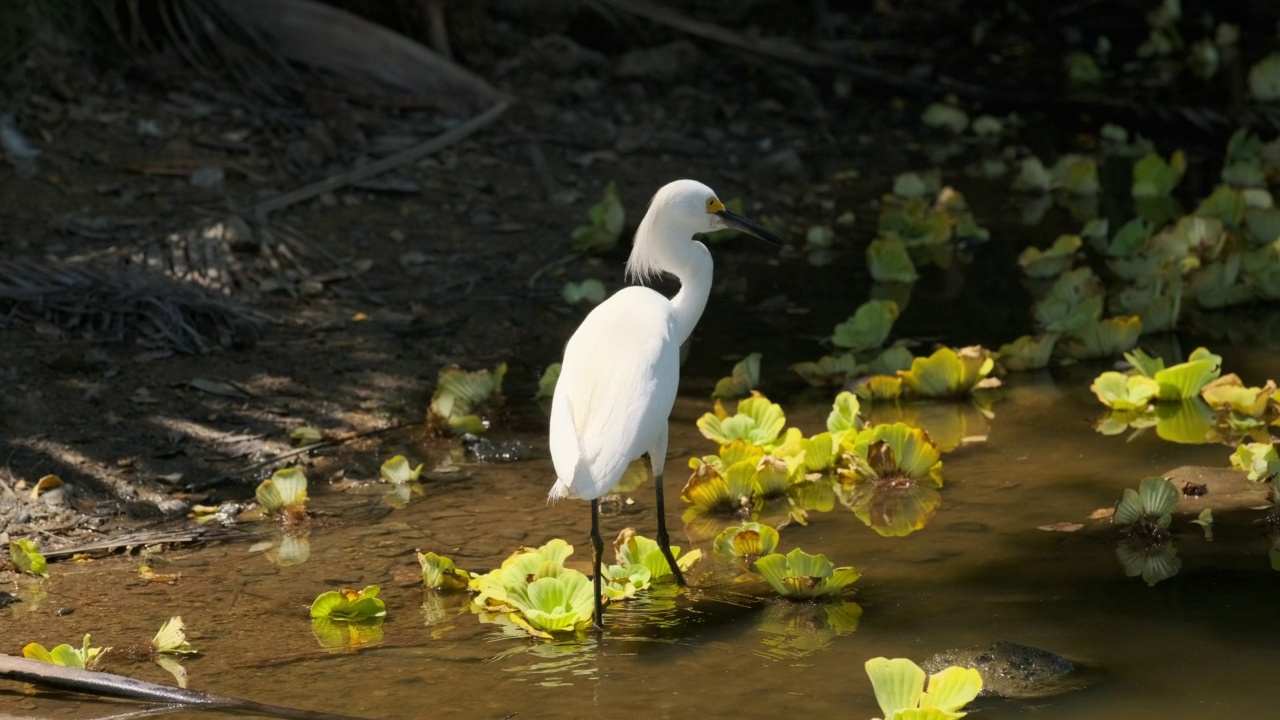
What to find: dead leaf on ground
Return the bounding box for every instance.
[138,565,182,584]
[1088,508,1115,520]
[186,378,251,399]
[1038,522,1084,532]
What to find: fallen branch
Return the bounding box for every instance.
[0,655,372,720]
[253,100,511,219]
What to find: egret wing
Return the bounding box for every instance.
[549,288,679,501]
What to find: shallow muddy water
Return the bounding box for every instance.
[6,356,1280,720]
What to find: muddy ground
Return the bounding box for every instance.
[0,1,1265,551]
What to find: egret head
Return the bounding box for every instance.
[627,179,784,282]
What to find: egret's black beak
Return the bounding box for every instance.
[716,209,786,246]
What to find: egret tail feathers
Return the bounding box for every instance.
[547,394,591,503]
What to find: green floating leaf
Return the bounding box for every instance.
[290,426,322,447]
[750,548,860,599]
[1033,267,1105,334]
[310,585,387,621]
[1247,53,1280,103]
[1229,442,1280,482]
[839,422,944,487]
[864,657,982,719]
[697,393,786,446]
[9,539,48,577]
[571,180,625,253]
[508,573,596,633]
[255,468,308,516]
[713,353,762,400]
[561,279,607,305]
[1191,508,1214,541]
[1061,316,1142,360]
[899,346,997,398]
[1052,155,1101,196]
[23,635,106,670]
[418,551,472,591]
[1194,184,1246,226]
[832,300,900,352]
[380,455,423,485]
[535,362,560,400]
[1011,156,1051,192]
[616,532,699,581]
[866,657,927,720]
[996,334,1058,372]
[152,617,196,655]
[1018,234,1082,278]
[428,363,506,435]
[1106,217,1152,258]
[791,353,862,388]
[827,391,864,434]
[1131,150,1187,198]
[713,522,780,559]
[1114,477,1178,527]
[1090,372,1158,411]
[1152,348,1222,401]
[868,237,921,283]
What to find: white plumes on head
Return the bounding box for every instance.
[625,179,717,285]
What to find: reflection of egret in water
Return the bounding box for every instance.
[249,527,311,567]
[486,637,598,688]
[836,477,941,537]
[755,599,862,661]
[863,400,992,453]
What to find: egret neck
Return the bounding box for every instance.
[632,213,713,344]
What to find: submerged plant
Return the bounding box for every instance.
[23,635,107,670]
[255,468,309,522]
[9,538,48,577]
[750,548,860,599]
[428,363,507,435]
[864,657,983,720]
[418,551,472,591]
[713,353,762,400]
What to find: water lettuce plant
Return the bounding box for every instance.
[713,522,780,562]
[311,585,387,622]
[750,548,860,599]
[615,531,700,581]
[535,362,560,400]
[864,657,983,720]
[255,468,308,520]
[839,423,944,488]
[23,635,107,670]
[418,551,471,591]
[9,538,47,577]
[867,237,919,283]
[1126,347,1222,401]
[898,346,999,399]
[1230,443,1280,482]
[381,455,423,484]
[469,539,599,636]
[428,363,507,435]
[571,180,624,253]
[713,352,762,400]
[1091,372,1159,411]
[697,393,786,447]
[833,300,900,353]
[996,334,1058,371]
[1110,478,1184,585]
[1018,234,1082,278]
[1059,316,1143,359]
[1131,149,1187,198]
[790,352,864,387]
[1115,477,1178,528]
[139,615,194,658]
[600,563,652,601]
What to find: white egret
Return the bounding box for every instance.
[548,179,784,628]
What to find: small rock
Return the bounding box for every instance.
[749,148,807,184]
[615,40,700,83]
[189,165,224,188]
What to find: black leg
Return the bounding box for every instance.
[590,498,604,633]
[654,472,686,587]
